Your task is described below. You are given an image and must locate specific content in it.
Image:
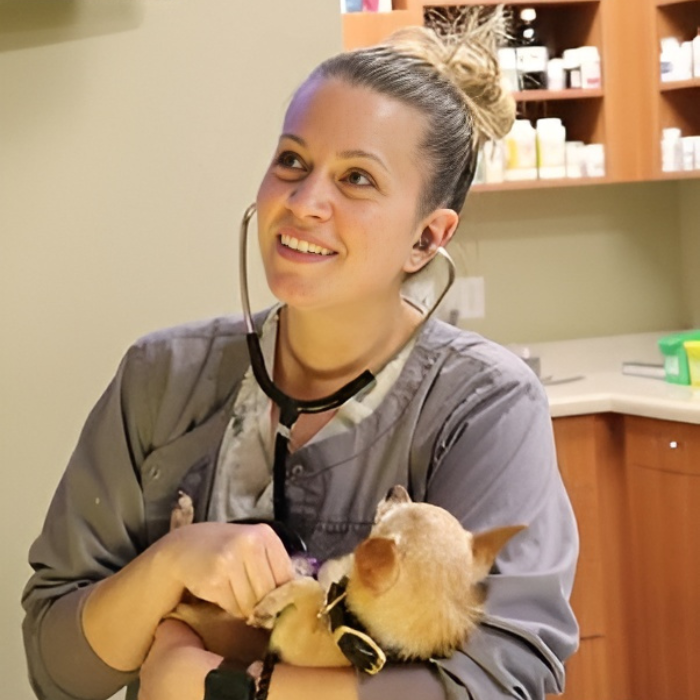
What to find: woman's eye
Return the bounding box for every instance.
[276,152,304,170]
[344,170,373,187]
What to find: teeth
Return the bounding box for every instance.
[280,234,333,256]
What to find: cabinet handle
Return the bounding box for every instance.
[669,441,678,449]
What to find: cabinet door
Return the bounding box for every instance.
[552,415,610,700]
[625,416,700,700]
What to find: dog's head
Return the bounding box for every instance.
[345,485,525,660]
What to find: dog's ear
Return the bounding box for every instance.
[374,484,411,522]
[354,537,400,595]
[471,525,526,581]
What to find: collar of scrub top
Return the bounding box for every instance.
[238,203,455,523]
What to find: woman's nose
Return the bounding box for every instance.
[286,172,332,221]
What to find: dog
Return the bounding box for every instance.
[167,486,524,673]
[248,485,524,670]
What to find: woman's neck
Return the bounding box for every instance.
[274,298,423,401]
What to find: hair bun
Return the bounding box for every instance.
[381,7,516,146]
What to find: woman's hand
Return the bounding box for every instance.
[163,522,295,620]
[82,521,293,675]
[138,619,222,700]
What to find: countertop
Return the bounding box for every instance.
[514,331,700,425]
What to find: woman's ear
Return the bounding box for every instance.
[404,208,459,274]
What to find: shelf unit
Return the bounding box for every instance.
[342,1,616,192]
[653,0,700,175]
[341,1,700,188]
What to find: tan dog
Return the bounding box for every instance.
[167,486,524,671]
[249,486,524,670]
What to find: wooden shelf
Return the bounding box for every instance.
[656,0,700,6]
[513,88,604,101]
[655,169,700,180]
[472,176,610,192]
[660,77,700,91]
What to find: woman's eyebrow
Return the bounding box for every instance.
[338,149,389,173]
[279,134,389,173]
[280,133,306,147]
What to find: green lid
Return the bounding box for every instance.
[658,330,700,385]
[658,330,700,353]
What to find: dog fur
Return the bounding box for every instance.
[166,486,524,668]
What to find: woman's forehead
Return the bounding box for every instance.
[281,77,426,167]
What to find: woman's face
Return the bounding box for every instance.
[256,77,434,314]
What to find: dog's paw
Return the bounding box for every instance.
[249,578,323,629]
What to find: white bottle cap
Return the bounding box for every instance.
[536,117,563,131]
[562,48,580,68]
[663,128,682,140]
[578,46,600,61]
[520,8,537,22]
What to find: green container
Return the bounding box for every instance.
[658,330,700,385]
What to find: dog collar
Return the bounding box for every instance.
[322,577,396,675]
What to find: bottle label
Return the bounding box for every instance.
[516,46,549,73]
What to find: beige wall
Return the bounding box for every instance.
[0,2,340,698]
[679,180,700,328]
[2,2,699,699]
[452,181,690,344]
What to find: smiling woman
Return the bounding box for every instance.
[22,7,579,700]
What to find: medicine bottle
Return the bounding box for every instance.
[504,119,538,181]
[562,49,582,89]
[661,128,682,173]
[536,118,567,179]
[514,8,549,90]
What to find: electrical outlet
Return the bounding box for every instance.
[455,276,485,319]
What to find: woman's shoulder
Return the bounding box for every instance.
[416,319,544,399]
[131,313,248,350]
[116,313,261,412]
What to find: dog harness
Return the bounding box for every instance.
[323,576,403,675]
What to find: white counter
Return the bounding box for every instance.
[517,331,700,425]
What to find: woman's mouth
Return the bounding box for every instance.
[279,234,335,257]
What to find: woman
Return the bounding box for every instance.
[22,14,579,700]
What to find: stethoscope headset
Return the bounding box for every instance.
[237,203,455,549]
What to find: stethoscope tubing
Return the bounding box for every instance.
[238,204,455,522]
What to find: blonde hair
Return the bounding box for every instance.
[308,6,515,214]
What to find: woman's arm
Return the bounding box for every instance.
[82,521,293,674]
[22,326,291,700]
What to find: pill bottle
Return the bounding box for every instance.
[562,49,582,89]
[660,37,681,81]
[583,144,606,178]
[578,46,602,89]
[547,58,566,91]
[681,137,696,171]
[565,141,585,178]
[678,42,694,80]
[536,118,567,179]
[504,119,538,181]
[661,128,682,172]
[483,140,506,184]
[498,48,519,93]
[515,8,549,90]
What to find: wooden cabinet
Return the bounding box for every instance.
[550,413,700,700]
[551,414,632,700]
[624,415,700,700]
[340,0,700,189]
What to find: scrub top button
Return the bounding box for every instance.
[290,463,304,477]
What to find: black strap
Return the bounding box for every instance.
[203,661,255,700]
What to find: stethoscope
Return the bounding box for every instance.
[238,203,455,532]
